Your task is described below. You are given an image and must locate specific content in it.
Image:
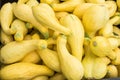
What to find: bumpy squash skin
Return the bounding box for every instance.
[1,3,13,35]
[13,4,49,39]
[90,36,116,60]
[57,35,84,80]
[0,62,54,80]
[82,45,110,79]
[0,40,47,64]
[60,14,84,61]
[32,3,71,36]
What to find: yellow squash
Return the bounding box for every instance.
[55,11,69,20]
[10,19,28,41]
[0,40,47,64]
[0,30,13,45]
[90,36,116,60]
[13,4,49,39]
[73,3,95,19]
[40,0,59,4]
[26,0,39,7]
[38,48,60,72]
[32,76,49,80]
[1,3,13,35]
[99,15,120,37]
[108,37,120,50]
[57,35,84,80]
[49,73,66,80]
[111,48,120,65]
[51,0,84,12]
[60,14,84,61]
[82,5,109,38]
[85,0,105,4]
[21,50,41,63]
[82,45,110,79]
[32,3,71,36]
[106,65,118,78]
[104,1,117,17]
[0,62,54,80]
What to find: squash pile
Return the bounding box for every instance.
[0,0,120,80]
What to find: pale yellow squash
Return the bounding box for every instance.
[10,19,28,41]
[38,48,60,72]
[82,5,109,38]
[90,36,116,60]
[60,14,84,61]
[21,50,41,63]
[13,4,49,39]
[0,40,47,64]
[1,3,13,35]
[0,30,13,45]
[32,3,71,36]
[51,0,84,12]
[106,65,118,78]
[82,45,110,79]
[57,35,84,80]
[0,62,54,80]
[32,76,49,80]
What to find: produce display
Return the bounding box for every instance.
[0,0,120,80]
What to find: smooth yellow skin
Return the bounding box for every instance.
[38,48,60,72]
[32,3,71,36]
[60,14,84,61]
[90,36,116,60]
[13,4,49,39]
[106,65,118,78]
[111,48,120,65]
[32,33,41,40]
[21,50,41,63]
[82,45,110,79]
[108,37,120,49]
[0,62,54,80]
[57,35,84,80]
[51,0,84,12]
[40,0,59,4]
[26,0,39,7]
[32,76,49,80]
[0,30,13,45]
[1,3,13,35]
[104,1,117,17]
[10,19,28,41]
[85,0,105,3]
[46,38,56,45]
[73,3,95,19]
[55,11,69,20]
[82,5,109,38]
[0,40,47,64]
[99,15,120,37]
[49,73,66,80]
